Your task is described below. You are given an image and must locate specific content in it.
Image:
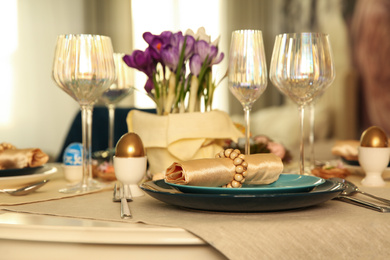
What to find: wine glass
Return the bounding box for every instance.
[228,30,268,155]
[99,53,134,163]
[269,32,335,174]
[52,34,116,193]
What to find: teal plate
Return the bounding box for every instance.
[165,174,325,194]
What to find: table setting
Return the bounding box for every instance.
[1,28,390,259]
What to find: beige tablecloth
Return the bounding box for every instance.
[1,164,390,259]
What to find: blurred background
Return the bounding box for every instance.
[1,0,388,161]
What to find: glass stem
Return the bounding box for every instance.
[81,105,93,189]
[309,103,315,169]
[299,105,305,175]
[244,106,251,155]
[108,105,115,164]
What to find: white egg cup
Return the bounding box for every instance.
[62,165,83,185]
[114,156,147,197]
[358,146,390,187]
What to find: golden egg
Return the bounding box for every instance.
[360,126,388,147]
[115,132,145,157]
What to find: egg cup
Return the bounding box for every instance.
[114,156,147,197]
[62,165,83,185]
[358,146,390,187]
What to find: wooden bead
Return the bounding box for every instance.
[233,158,243,165]
[234,173,244,182]
[220,149,250,189]
[235,165,244,173]
[231,180,241,188]
[224,149,233,158]
[230,152,238,160]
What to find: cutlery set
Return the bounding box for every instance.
[330,178,390,213]
[113,183,132,219]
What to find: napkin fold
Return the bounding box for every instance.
[127,110,244,175]
[0,143,49,170]
[165,153,283,187]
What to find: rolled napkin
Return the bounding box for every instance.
[0,146,49,170]
[331,140,360,161]
[165,153,283,187]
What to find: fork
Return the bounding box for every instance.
[113,183,132,219]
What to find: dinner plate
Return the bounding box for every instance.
[165,174,325,194]
[141,179,344,212]
[0,165,57,189]
[0,166,45,177]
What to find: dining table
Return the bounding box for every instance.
[1,149,390,260]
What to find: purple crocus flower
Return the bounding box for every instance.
[161,32,195,72]
[144,77,154,94]
[189,54,201,76]
[194,40,224,66]
[123,48,155,77]
[143,31,172,63]
[123,49,157,94]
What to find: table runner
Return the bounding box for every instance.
[1,183,390,260]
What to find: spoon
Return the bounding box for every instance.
[0,180,49,196]
[331,178,390,205]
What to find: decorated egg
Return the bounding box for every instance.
[63,142,83,165]
[360,126,388,147]
[115,132,145,158]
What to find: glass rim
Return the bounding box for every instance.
[232,29,263,34]
[56,34,112,40]
[275,32,329,38]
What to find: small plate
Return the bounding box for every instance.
[165,174,325,194]
[141,179,344,212]
[0,165,57,189]
[0,166,44,177]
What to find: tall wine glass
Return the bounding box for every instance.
[52,34,116,193]
[99,53,134,163]
[228,30,268,155]
[269,32,335,174]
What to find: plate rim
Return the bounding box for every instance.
[140,179,345,212]
[0,165,57,189]
[165,174,325,194]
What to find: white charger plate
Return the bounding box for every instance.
[0,165,57,189]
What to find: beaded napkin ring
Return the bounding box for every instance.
[215,149,248,188]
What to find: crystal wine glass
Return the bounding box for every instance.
[228,30,268,155]
[52,34,116,193]
[99,53,134,163]
[269,32,335,174]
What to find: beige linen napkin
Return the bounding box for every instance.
[127,110,244,175]
[165,153,283,186]
[0,145,49,170]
